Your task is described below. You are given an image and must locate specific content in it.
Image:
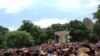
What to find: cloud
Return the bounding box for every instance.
[0,0,36,14]
[44,0,100,12]
[0,0,99,14]
[57,0,81,9]
[44,0,81,11]
[33,18,69,28]
[84,0,100,9]
[8,27,17,31]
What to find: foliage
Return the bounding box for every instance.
[46,23,68,40]
[5,31,34,48]
[93,23,100,35]
[88,33,99,43]
[92,22,100,40]
[0,25,9,47]
[68,20,89,41]
[46,27,54,40]
[18,20,47,45]
[83,18,94,31]
[18,20,34,33]
[93,5,100,21]
[39,29,48,43]
[88,5,100,43]
[50,23,67,31]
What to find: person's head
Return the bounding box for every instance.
[81,44,90,48]
[78,46,90,54]
[31,50,39,56]
[96,46,100,51]
[89,49,95,56]
[25,52,30,56]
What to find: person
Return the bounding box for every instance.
[79,53,89,56]
[78,44,90,56]
[95,46,100,56]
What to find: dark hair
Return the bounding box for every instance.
[4,52,9,56]
[4,52,12,56]
[86,48,95,56]
[25,52,30,56]
[31,52,39,56]
[81,44,90,48]
[16,50,21,55]
[97,46,100,49]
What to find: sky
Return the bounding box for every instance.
[0,0,100,31]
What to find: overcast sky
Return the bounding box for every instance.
[0,0,100,31]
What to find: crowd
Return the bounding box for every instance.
[0,41,100,56]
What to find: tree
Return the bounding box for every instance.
[92,22,100,40]
[93,5,100,22]
[83,18,94,31]
[68,20,89,41]
[5,31,34,48]
[92,5,100,42]
[46,27,54,40]
[0,25,9,47]
[39,28,48,43]
[50,23,67,31]
[46,23,68,40]
[18,20,45,45]
[88,33,99,43]
[63,23,69,30]
[18,20,34,33]
[93,23,100,35]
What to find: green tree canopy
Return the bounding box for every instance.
[18,20,46,45]
[18,20,34,33]
[46,23,68,40]
[68,20,89,41]
[50,23,67,31]
[93,23,100,34]
[5,31,34,48]
[92,22,100,40]
[93,5,100,22]
[0,25,9,46]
